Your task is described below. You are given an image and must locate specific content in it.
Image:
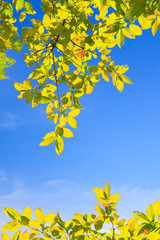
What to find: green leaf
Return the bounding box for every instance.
[19,11,26,22]
[119,74,133,84]
[32,93,41,108]
[117,30,125,48]
[87,213,96,224]
[25,0,35,14]
[13,40,23,53]
[0,39,5,51]
[137,223,151,236]
[56,126,64,137]
[104,182,111,199]
[95,204,105,216]
[55,136,64,155]
[94,216,103,231]
[133,211,150,223]
[87,65,99,74]
[3,208,21,221]
[100,0,107,7]
[20,216,30,226]
[11,232,21,240]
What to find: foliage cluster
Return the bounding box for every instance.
[1,182,160,240]
[1,0,160,154]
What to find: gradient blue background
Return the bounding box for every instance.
[0,1,160,227]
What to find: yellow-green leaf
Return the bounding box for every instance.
[10,232,21,240]
[23,206,32,220]
[116,77,124,92]
[86,83,93,94]
[102,70,110,82]
[119,74,133,84]
[2,221,21,233]
[109,193,121,206]
[104,182,111,199]
[152,20,158,36]
[74,213,84,222]
[55,136,64,155]
[95,204,105,216]
[129,24,142,36]
[46,103,54,116]
[19,11,26,22]
[40,132,55,146]
[4,208,21,221]
[94,187,104,198]
[15,0,24,12]
[122,28,135,39]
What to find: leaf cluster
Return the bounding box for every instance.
[2,182,160,240]
[1,0,160,154]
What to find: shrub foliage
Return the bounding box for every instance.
[1,182,160,240]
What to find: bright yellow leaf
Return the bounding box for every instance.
[68,109,80,117]
[23,206,32,220]
[68,116,77,129]
[63,128,73,138]
[35,208,45,222]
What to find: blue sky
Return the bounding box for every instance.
[1,1,160,229]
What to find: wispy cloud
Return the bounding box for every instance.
[115,185,160,219]
[0,110,44,130]
[0,178,160,231]
[0,170,6,181]
[0,112,18,130]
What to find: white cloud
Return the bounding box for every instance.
[0,179,160,233]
